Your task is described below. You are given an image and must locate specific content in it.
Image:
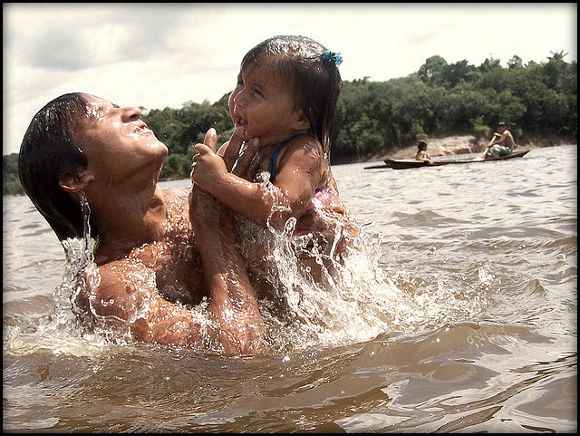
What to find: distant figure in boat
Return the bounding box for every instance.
[415,140,434,164]
[485,121,515,159]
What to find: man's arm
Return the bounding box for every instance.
[190,186,267,354]
[492,130,512,147]
[79,263,214,348]
[190,128,268,354]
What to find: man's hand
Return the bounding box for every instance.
[220,127,260,178]
[190,128,228,193]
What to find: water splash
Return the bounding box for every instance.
[230,170,497,353]
[46,191,223,352]
[5,193,114,357]
[231,175,407,352]
[37,178,493,354]
[50,191,100,336]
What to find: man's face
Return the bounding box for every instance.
[74,94,168,186]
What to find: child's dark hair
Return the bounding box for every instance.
[418,140,428,151]
[240,35,342,157]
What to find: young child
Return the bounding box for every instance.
[415,140,433,163]
[191,35,358,290]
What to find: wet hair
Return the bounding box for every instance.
[418,140,428,151]
[18,92,98,244]
[240,35,342,156]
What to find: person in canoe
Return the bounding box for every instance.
[415,140,434,164]
[484,121,515,159]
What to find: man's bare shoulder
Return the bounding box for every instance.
[97,258,150,287]
[90,258,153,314]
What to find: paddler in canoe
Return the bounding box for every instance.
[482,121,515,159]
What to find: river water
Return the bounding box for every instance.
[3,145,577,432]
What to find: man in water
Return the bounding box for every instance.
[18,92,267,355]
[485,121,515,159]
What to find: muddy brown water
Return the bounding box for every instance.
[3,145,576,432]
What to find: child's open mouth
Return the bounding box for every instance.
[235,117,248,128]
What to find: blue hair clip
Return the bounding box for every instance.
[322,49,343,67]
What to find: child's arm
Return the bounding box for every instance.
[193,133,322,229]
[192,130,278,226]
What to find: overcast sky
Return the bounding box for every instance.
[3,3,577,155]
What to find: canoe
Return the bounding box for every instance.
[365,150,530,170]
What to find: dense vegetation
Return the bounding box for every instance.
[4,51,576,194]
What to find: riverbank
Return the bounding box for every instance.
[340,133,574,164]
[4,134,574,195]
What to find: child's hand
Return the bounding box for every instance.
[191,128,228,191]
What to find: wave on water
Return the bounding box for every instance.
[4,180,509,358]
[229,208,502,353]
[4,216,503,359]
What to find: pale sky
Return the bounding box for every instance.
[3,3,577,156]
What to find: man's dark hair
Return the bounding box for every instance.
[18,92,98,244]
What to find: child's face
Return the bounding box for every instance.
[228,59,307,146]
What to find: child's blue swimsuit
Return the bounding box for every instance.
[268,136,297,183]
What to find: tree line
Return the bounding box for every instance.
[4,50,576,194]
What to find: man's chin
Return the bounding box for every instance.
[153,148,169,183]
[153,162,164,184]
[150,140,169,155]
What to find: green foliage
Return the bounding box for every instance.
[508,55,523,70]
[418,55,448,83]
[160,152,194,181]
[4,50,577,194]
[3,153,23,195]
[140,96,233,180]
[472,118,491,141]
[4,173,23,195]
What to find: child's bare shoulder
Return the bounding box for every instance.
[285,134,324,160]
[277,135,328,183]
